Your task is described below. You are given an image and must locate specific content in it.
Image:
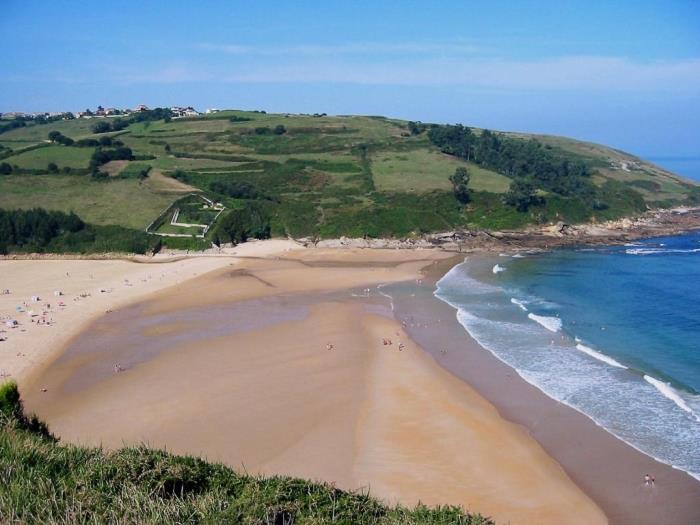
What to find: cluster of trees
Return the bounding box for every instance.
[0,162,12,175]
[91,119,128,134]
[229,116,252,122]
[47,131,74,146]
[503,179,543,212]
[0,208,84,252]
[0,120,27,135]
[209,180,271,201]
[0,208,159,255]
[89,146,134,179]
[407,121,427,135]
[91,108,174,134]
[74,136,123,148]
[428,125,595,208]
[253,125,287,135]
[210,204,271,245]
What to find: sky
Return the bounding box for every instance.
[2,1,699,158]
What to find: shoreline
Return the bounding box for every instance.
[19,248,606,525]
[392,255,700,525]
[4,242,699,523]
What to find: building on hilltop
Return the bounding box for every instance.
[171,106,201,118]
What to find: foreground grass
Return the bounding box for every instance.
[0,381,492,524]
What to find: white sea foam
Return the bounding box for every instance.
[527,313,562,332]
[576,343,627,369]
[510,298,528,311]
[435,256,700,481]
[436,261,501,296]
[644,375,700,422]
[512,253,525,258]
[626,247,700,256]
[492,264,506,274]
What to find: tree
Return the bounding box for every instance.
[48,130,62,142]
[504,179,542,212]
[164,143,171,153]
[91,121,111,134]
[47,162,58,173]
[407,121,425,135]
[273,124,287,135]
[449,167,471,204]
[0,162,12,175]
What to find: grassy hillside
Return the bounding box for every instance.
[1,110,697,245]
[0,381,490,524]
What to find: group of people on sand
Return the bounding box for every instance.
[382,338,405,351]
[644,474,656,487]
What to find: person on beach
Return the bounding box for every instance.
[644,474,651,486]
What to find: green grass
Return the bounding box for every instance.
[3,145,94,169]
[0,174,176,229]
[1,110,696,246]
[0,381,492,524]
[371,149,510,193]
[0,118,113,144]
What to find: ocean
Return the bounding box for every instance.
[646,156,700,183]
[434,231,700,480]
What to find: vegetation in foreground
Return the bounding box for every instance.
[0,381,491,524]
[1,109,697,248]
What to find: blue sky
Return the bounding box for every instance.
[2,1,699,157]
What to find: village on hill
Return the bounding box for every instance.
[0,104,222,121]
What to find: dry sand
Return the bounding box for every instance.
[0,239,300,382]
[23,249,605,525]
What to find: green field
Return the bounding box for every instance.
[372,149,511,193]
[3,145,94,169]
[0,174,175,229]
[1,109,697,242]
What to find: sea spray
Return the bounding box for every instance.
[510,298,528,311]
[575,343,627,369]
[527,313,561,332]
[644,375,700,423]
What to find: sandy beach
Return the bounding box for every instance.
[16,247,606,525]
[0,240,300,382]
[8,244,699,524]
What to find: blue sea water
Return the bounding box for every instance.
[646,156,700,182]
[435,232,700,479]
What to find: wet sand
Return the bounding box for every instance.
[23,249,605,525]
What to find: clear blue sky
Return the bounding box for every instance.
[2,1,699,157]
